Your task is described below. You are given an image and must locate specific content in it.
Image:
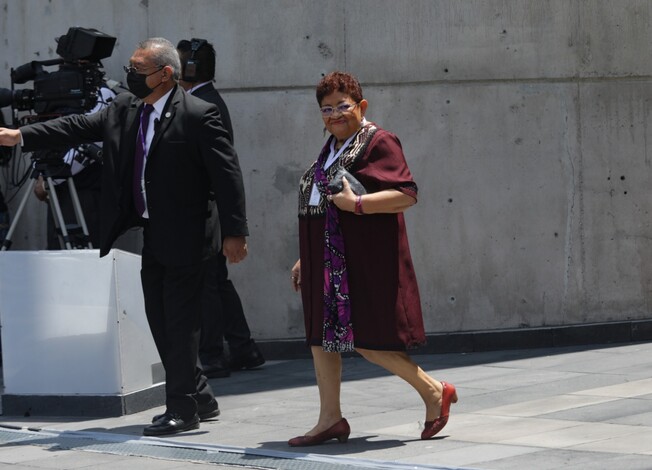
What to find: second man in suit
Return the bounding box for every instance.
[176,38,264,379]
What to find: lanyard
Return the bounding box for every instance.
[323,133,356,170]
[309,133,357,206]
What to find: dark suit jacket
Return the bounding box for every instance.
[192,83,234,144]
[21,86,248,266]
[191,83,236,257]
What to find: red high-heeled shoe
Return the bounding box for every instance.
[421,381,458,440]
[288,418,351,447]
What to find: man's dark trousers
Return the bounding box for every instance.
[141,230,214,417]
[200,252,253,361]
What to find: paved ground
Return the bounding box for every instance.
[0,341,650,469]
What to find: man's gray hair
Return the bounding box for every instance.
[138,37,181,80]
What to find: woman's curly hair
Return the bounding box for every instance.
[316,71,363,105]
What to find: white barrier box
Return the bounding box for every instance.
[0,249,164,416]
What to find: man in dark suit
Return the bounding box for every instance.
[176,38,264,378]
[0,37,248,437]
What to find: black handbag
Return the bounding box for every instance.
[327,168,367,195]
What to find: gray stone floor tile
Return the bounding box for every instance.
[429,365,527,388]
[348,407,423,427]
[489,371,630,398]
[458,388,565,413]
[387,442,480,468]
[474,394,619,417]
[476,448,652,470]
[541,397,652,422]
[546,351,652,375]
[397,442,542,467]
[611,410,652,426]
[572,377,652,398]
[567,428,652,454]
[477,369,584,391]
[446,416,578,444]
[497,421,641,448]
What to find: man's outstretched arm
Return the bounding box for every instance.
[0,128,21,147]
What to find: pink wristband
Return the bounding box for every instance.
[355,195,364,215]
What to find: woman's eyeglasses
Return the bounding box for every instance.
[320,102,358,117]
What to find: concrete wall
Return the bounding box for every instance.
[1,0,651,341]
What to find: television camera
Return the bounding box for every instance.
[0,27,116,120]
[0,27,117,251]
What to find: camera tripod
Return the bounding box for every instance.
[1,156,92,251]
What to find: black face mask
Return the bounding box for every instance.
[126,69,163,99]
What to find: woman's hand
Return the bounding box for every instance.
[291,259,301,291]
[329,178,356,212]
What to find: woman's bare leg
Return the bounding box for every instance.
[304,345,344,435]
[356,348,443,421]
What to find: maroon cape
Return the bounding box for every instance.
[298,128,426,351]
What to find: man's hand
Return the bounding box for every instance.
[222,236,248,263]
[33,176,48,202]
[0,128,21,147]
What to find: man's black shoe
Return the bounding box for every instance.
[152,398,220,424]
[230,344,265,371]
[202,355,231,378]
[143,413,199,436]
[197,398,221,420]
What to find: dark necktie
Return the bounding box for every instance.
[133,104,155,216]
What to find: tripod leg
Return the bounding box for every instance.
[46,177,73,250]
[1,179,38,251]
[43,179,66,249]
[66,177,92,249]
